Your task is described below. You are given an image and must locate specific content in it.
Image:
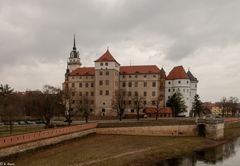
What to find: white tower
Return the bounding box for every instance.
[187,70,199,111]
[165,66,195,117]
[67,35,82,72]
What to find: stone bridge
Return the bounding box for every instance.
[196,118,224,140]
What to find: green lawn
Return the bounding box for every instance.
[0,125,45,137]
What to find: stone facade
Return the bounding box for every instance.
[96,125,197,136]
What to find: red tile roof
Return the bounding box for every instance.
[70,67,95,76]
[120,65,161,75]
[166,66,189,80]
[95,49,120,64]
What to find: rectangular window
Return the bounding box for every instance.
[85,83,89,88]
[122,82,126,87]
[100,90,103,95]
[152,91,156,96]
[79,92,82,96]
[106,90,109,95]
[153,75,156,78]
[144,91,147,96]
[100,63,103,66]
[144,82,147,87]
[91,100,94,104]
[128,82,132,87]
[72,92,75,96]
[91,92,94,96]
[129,75,132,78]
[135,91,138,96]
[128,101,132,105]
[100,71,103,75]
[91,82,94,87]
[72,83,75,88]
[144,101,147,105]
[144,75,147,78]
[123,75,125,78]
[79,83,82,87]
[134,82,138,87]
[86,92,89,96]
[152,101,156,105]
[152,82,156,87]
[105,80,109,85]
[99,80,103,86]
[105,62,108,66]
[106,71,109,75]
[135,75,138,78]
[128,91,131,96]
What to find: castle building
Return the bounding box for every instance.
[165,66,198,116]
[63,38,198,117]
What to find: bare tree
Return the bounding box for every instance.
[220,97,239,117]
[112,89,127,121]
[155,94,163,120]
[132,95,145,120]
[63,86,75,125]
[0,84,15,134]
[229,97,239,116]
[75,96,91,123]
[40,85,64,128]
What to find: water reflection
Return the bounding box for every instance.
[156,137,240,166]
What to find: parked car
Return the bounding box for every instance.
[25,121,36,125]
[35,120,45,124]
[18,121,26,125]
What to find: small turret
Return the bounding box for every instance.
[67,35,82,72]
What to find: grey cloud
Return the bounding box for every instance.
[0,0,240,100]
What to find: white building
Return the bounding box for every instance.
[165,66,198,116]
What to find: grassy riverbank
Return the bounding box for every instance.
[5,121,240,166]
[0,125,45,137]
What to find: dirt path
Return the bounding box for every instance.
[71,147,156,166]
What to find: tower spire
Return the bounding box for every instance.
[73,34,76,50]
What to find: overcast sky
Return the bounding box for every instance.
[0,0,239,102]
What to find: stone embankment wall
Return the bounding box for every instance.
[205,123,224,140]
[0,123,97,149]
[0,123,97,158]
[96,125,197,136]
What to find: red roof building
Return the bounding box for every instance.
[166,66,188,80]
[120,65,161,75]
[69,67,95,76]
[95,49,120,65]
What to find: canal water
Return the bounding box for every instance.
[157,137,240,166]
